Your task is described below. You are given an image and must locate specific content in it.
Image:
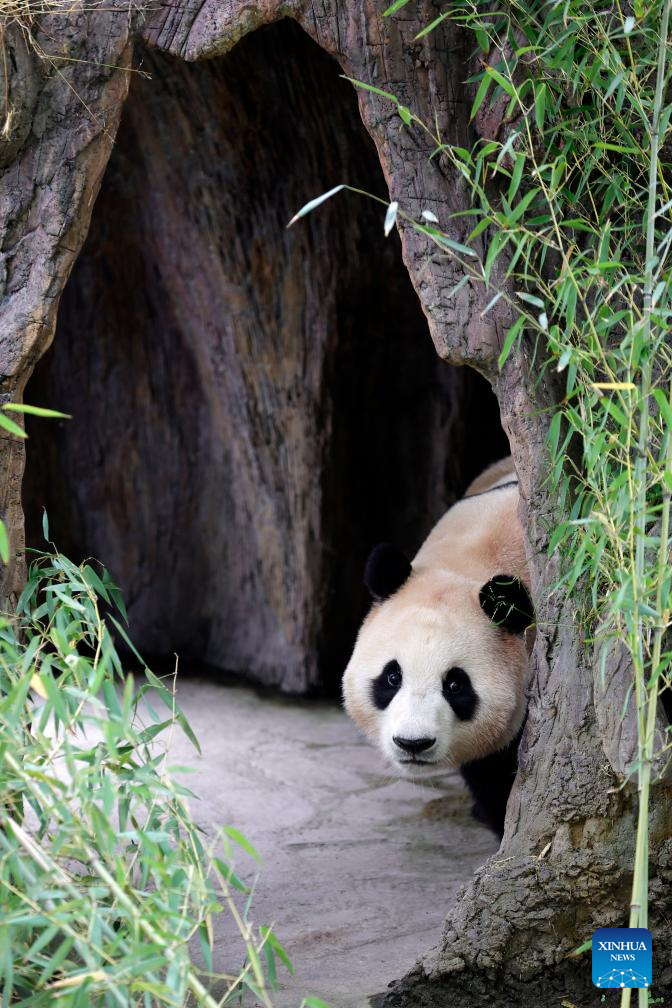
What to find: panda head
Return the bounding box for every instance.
[343,543,533,773]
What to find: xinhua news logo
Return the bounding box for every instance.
[592,928,652,989]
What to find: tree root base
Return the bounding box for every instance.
[372,958,672,1008]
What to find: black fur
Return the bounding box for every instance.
[371,659,402,710]
[460,726,523,837]
[464,479,518,500]
[479,574,534,634]
[442,667,479,721]
[364,544,412,601]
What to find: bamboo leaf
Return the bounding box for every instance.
[534,83,546,131]
[601,397,628,429]
[287,185,346,226]
[2,403,70,419]
[484,231,508,280]
[469,217,492,241]
[222,825,261,862]
[508,187,540,223]
[484,65,516,98]
[481,291,503,316]
[262,926,295,974]
[0,413,26,438]
[383,0,410,15]
[557,349,572,372]
[516,291,545,309]
[415,10,452,38]
[433,233,477,258]
[591,382,636,390]
[507,154,525,203]
[341,77,399,103]
[498,314,525,369]
[548,411,562,460]
[593,142,638,154]
[213,857,249,894]
[384,201,399,236]
[470,74,492,120]
[29,673,48,699]
[446,275,470,299]
[653,389,672,429]
[605,71,625,100]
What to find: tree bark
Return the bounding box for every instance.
[20,22,506,692]
[1,0,671,1003]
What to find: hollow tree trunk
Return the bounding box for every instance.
[19,22,507,693]
[1,0,671,1004]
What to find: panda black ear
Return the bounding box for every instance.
[364,543,412,602]
[479,575,534,634]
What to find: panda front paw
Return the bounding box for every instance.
[471,801,489,825]
[470,800,504,838]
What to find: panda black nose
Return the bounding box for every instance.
[393,735,436,754]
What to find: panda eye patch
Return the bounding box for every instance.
[442,667,479,721]
[371,660,402,710]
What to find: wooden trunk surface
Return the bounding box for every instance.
[1,0,671,1002]
[22,23,506,693]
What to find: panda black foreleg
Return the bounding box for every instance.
[459,729,523,839]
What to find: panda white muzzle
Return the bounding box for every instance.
[392,735,436,758]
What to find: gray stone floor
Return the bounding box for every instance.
[168,676,497,1008]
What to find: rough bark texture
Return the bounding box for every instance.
[1,0,671,1004]
[21,24,507,692]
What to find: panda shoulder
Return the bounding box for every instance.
[463,456,517,498]
[411,459,520,567]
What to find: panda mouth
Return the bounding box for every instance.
[398,758,434,766]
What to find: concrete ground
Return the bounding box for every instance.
[168,676,498,1008]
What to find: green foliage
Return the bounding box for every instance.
[427,9,672,998]
[0,400,70,440]
[292,0,672,995]
[0,548,298,1006]
[390,0,672,999]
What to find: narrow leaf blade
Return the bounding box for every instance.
[384,201,399,236]
[287,185,346,227]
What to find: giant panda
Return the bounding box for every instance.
[342,457,534,837]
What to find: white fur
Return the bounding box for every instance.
[342,458,531,775]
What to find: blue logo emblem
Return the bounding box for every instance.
[592,928,652,989]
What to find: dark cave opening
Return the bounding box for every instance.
[22,19,509,695]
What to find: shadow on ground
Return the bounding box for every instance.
[167,676,498,1007]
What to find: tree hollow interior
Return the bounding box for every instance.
[22,20,509,694]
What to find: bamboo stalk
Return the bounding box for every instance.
[622,1,672,1005]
